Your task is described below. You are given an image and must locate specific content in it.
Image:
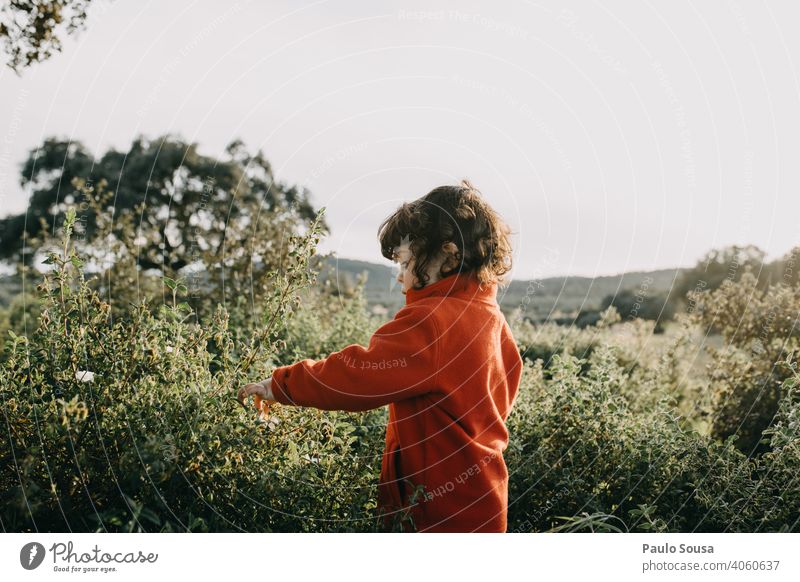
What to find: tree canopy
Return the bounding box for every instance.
[0,0,97,74]
[0,134,326,273]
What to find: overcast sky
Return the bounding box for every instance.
[2,0,799,280]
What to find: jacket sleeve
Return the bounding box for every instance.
[269,303,441,411]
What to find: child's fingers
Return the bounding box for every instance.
[237,383,265,408]
[254,393,272,420]
[237,382,277,422]
[236,386,248,408]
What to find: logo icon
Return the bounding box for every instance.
[20,542,46,570]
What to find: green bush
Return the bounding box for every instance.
[0,206,408,532]
[505,346,799,532]
[275,273,379,365]
[687,267,800,454]
[2,205,798,533]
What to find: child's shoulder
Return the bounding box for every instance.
[394,300,439,321]
[404,294,496,324]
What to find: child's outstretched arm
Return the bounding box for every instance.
[267,302,441,412]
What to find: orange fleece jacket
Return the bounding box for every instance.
[269,270,523,532]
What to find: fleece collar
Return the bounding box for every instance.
[404,270,498,306]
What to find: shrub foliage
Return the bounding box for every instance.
[1,205,799,533]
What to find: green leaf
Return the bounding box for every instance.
[70,256,83,268]
[287,440,299,463]
[139,507,162,527]
[163,276,177,290]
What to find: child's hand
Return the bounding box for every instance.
[238,380,276,419]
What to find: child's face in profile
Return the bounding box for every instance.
[393,239,447,295]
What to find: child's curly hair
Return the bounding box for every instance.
[377,179,514,290]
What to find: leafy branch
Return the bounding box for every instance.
[209,207,326,398]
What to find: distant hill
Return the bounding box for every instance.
[318,255,685,321]
[318,256,396,296]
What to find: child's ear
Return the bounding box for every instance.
[440,241,461,272]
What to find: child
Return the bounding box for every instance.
[238,179,523,532]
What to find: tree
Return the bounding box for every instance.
[764,245,800,288]
[671,245,766,309]
[0,0,97,74]
[0,134,326,274]
[0,135,330,327]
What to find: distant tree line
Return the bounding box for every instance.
[568,244,799,331]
